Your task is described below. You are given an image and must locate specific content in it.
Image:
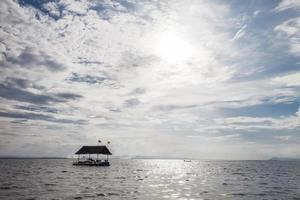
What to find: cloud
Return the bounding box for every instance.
[0,83,60,105]
[5,48,64,71]
[232,25,247,41]
[0,111,87,125]
[253,10,261,17]
[4,77,44,90]
[67,72,107,85]
[0,77,82,105]
[123,98,140,107]
[214,114,300,130]
[128,88,146,95]
[206,134,240,142]
[18,0,64,20]
[0,0,300,158]
[274,17,300,56]
[56,92,82,100]
[1,47,66,71]
[274,135,293,141]
[273,71,300,86]
[15,105,59,114]
[275,0,300,12]
[297,105,300,115]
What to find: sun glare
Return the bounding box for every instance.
[155,32,193,63]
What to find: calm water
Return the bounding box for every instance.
[0,159,299,200]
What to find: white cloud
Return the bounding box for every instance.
[275,17,300,55]
[273,71,300,86]
[275,135,292,141]
[232,25,247,41]
[206,134,240,142]
[297,107,300,116]
[275,0,300,12]
[43,2,61,18]
[214,115,300,130]
[0,0,300,159]
[253,10,261,17]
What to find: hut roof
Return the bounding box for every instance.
[75,146,112,155]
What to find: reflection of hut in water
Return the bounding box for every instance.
[73,145,112,166]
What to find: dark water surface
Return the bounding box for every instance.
[0,159,299,200]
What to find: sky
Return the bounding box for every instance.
[0,0,300,159]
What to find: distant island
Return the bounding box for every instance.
[270,157,300,161]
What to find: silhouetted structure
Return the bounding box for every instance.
[75,146,112,155]
[73,145,112,166]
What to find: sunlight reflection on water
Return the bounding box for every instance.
[0,159,299,199]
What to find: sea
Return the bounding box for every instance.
[0,159,299,200]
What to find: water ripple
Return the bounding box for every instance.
[0,159,299,199]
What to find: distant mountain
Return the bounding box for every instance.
[270,157,300,161]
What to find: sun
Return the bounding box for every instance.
[155,32,193,63]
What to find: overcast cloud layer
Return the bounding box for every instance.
[0,0,300,159]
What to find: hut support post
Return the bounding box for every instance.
[97,154,98,161]
[107,154,108,161]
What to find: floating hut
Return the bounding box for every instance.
[73,145,112,166]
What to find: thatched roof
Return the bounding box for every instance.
[75,146,112,155]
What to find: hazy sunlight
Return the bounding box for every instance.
[155,32,193,64]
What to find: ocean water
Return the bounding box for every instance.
[0,159,299,200]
